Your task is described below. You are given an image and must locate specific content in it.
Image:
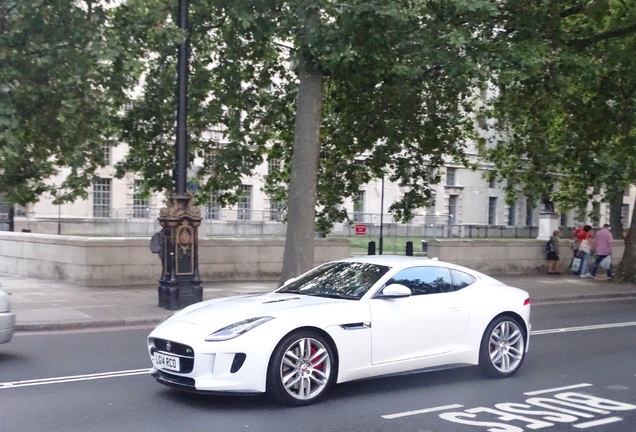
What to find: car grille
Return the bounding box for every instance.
[151,369,196,389]
[150,338,195,373]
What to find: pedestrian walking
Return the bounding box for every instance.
[568,223,584,272]
[590,224,613,280]
[577,225,594,278]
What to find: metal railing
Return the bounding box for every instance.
[10,206,560,240]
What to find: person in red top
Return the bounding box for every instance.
[577,225,594,278]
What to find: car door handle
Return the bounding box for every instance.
[449,307,462,312]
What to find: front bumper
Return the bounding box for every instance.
[147,321,280,394]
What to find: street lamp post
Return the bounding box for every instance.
[379,176,385,255]
[157,0,202,310]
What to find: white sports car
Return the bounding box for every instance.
[0,285,16,344]
[147,255,531,406]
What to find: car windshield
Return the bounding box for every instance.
[277,262,390,300]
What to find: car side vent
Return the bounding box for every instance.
[262,297,300,304]
[231,353,247,373]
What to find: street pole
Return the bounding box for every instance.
[157,0,202,310]
[379,176,384,255]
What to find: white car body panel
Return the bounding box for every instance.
[0,286,16,344]
[147,256,531,398]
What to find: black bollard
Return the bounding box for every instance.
[368,241,376,255]
[406,241,413,256]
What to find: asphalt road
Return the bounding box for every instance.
[1,299,635,432]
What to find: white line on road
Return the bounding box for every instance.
[0,369,150,390]
[381,404,464,419]
[525,383,593,396]
[531,321,636,335]
[574,417,623,429]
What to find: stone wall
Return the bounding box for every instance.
[0,232,350,287]
[428,238,625,274]
[0,233,626,286]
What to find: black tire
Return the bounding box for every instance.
[478,315,527,378]
[267,330,336,406]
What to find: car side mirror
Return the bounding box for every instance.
[378,283,411,299]
[282,277,297,286]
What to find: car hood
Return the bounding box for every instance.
[170,292,347,329]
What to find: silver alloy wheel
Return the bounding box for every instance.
[488,320,525,373]
[279,337,332,401]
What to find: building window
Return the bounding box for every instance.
[269,201,286,222]
[268,158,282,174]
[526,204,534,226]
[237,185,252,221]
[102,143,111,166]
[560,213,568,227]
[204,148,218,167]
[206,193,220,220]
[353,191,365,223]
[132,180,149,218]
[622,204,630,227]
[448,195,458,224]
[488,197,497,225]
[507,200,516,226]
[0,195,8,216]
[591,201,601,226]
[446,168,456,186]
[93,178,111,218]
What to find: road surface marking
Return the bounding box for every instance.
[0,369,149,390]
[525,383,593,395]
[382,404,464,419]
[531,321,636,335]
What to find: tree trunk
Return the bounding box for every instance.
[279,70,323,285]
[609,193,624,239]
[279,3,324,285]
[616,195,636,283]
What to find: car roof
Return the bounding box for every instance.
[335,255,497,282]
[337,255,436,267]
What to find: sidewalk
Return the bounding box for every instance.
[2,272,636,332]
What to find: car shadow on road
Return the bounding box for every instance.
[330,365,480,400]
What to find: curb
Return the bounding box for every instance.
[15,317,166,333]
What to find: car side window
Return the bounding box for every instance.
[450,269,476,291]
[387,266,453,296]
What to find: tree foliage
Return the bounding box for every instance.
[0,0,132,205]
[109,0,502,278]
[479,0,636,280]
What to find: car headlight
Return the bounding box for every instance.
[205,316,274,342]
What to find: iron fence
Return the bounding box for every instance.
[10,206,560,240]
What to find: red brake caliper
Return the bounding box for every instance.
[310,345,323,371]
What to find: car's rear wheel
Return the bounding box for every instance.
[267,330,335,406]
[479,316,526,378]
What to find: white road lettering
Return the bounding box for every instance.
[0,369,150,390]
[384,384,636,431]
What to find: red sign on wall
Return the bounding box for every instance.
[355,224,367,236]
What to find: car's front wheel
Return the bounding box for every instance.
[267,330,336,406]
[479,315,526,378]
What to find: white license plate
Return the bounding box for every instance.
[154,352,180,372]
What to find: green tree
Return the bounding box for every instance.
[479,0,636,280]
[0,0,135,207]
[113,0,501,281]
